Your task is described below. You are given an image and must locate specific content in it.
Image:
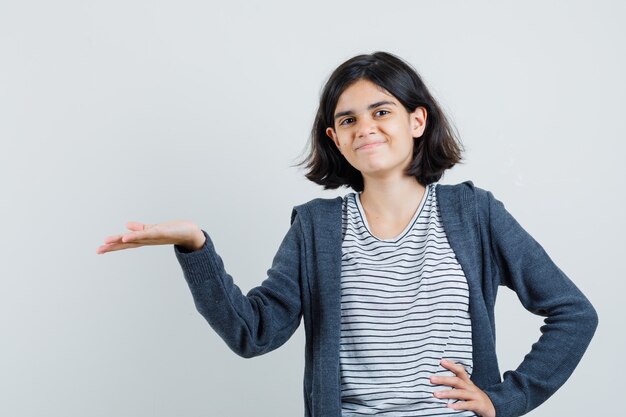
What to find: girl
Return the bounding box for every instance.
[97,52,597,417]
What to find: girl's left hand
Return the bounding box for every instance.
[430,359,496,417]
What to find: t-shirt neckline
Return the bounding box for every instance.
[355,184,430,243]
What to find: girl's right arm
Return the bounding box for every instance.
[172,215,305,358]
[97,216,305,358]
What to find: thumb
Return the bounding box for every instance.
[126,221,153,231]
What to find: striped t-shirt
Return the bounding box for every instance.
[339,183,476,417]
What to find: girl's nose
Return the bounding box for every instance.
[356,117,376,138]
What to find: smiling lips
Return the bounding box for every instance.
[356,141,385,151]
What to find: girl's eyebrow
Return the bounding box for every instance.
[334,100,396,120]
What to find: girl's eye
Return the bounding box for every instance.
[375,110,390,117]
[339,117,355,126]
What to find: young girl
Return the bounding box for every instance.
[97,52,598,417]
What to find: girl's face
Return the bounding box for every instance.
[325,79,427,183]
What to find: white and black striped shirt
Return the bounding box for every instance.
[340,183,476,417]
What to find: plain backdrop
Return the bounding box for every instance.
[1,1,624,416]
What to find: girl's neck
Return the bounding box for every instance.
[359,175,426,221]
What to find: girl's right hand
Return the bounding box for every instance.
[96,220,206,255]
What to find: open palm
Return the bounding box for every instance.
[96,220,204,254]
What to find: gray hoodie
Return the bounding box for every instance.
[174,180,598,417]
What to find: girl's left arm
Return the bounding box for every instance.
[482,189,598,417]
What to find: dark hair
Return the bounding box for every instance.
[295,51,464,192]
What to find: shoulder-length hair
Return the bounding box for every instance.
[295,51,464,192]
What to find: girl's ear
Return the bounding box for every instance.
[410,106,428,138]
[326,127,341,151]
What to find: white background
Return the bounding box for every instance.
[1,1,623,416]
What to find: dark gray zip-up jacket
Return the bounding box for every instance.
[174,180,598,417]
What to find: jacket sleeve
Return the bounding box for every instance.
[481,190,598,417]
[172,213,304,358]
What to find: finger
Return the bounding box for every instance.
[430,376,464,388]
[122,229,156,243]
[96,242,130,254]
[102,222,147,244]
[126,221,148,231]
[447,400,480,412]
[441,359,471,382]
[96,242,145,254]
[434,389,476,401]
[103,234,124,244]
[123,223,161,243]
[103,222,151,244]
